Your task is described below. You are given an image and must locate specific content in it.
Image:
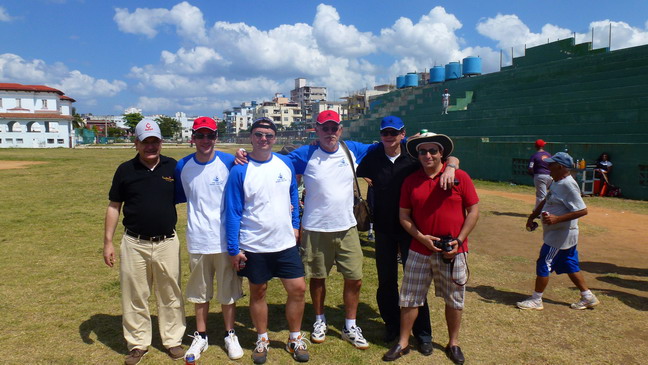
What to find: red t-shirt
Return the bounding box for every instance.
[399,166,479,255]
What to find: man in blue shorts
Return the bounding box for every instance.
[225,118,309,364]
[518,152,600,311]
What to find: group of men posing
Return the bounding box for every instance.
[103,109,597,365]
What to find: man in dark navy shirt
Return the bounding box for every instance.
[103,120,186,365]
[357,116,459,356]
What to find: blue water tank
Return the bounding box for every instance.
[445,62,461,80]
[404,73,418,87]
[429,66,445,83]
[396,75,405,89]
[462,57,482,76]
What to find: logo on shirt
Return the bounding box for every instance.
[276,173,288,183]
[209,176,224,186]
[162,176,174,182]
[338,158,349,167]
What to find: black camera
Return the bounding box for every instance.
[434,235,456,263]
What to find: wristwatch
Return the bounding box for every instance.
[447,163,458,169]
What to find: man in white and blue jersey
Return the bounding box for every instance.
[289,110,374,349]
[234,111,376,349]
[174,117,244,361]
[225,118,310,364]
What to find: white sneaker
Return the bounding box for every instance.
[516,297,544,310]
[311,320,327,343]
[342,325,369,349]
[224,330,244,360]
[570,294,600,310]
[185,331,208,360]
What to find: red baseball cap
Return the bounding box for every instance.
[192,116,217,131]
[535,139,546,147]
[316,110,340,124]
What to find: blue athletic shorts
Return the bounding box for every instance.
[536,244,580,277]
[238,245,304,284]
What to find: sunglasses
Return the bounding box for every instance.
[380,129,402,137]
[418,147,440,156]
[319,126,339,133]
[253,132,275,139]
[193,132,217,140]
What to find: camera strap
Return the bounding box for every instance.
[449,251,470,287]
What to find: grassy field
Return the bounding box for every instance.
[0,145,646,364]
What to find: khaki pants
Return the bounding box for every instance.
[119,233,186,351]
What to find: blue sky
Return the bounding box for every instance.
[2,0,648,117]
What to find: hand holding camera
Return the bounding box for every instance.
[435,235,459,264]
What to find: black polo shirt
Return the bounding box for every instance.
[109,154,178,236]
[357,142,419,234]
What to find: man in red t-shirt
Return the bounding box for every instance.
[382,132,479,365]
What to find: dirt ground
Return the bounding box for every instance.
[477,189,648,256]
[475,188,648,305]
[0,160,46,169]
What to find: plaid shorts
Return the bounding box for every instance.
[399,249,467,310]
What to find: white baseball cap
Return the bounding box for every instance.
[135,120,162,141]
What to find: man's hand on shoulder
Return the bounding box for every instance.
[234,148,249,165]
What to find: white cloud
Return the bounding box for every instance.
[588,20,648,50]
[53,70,127,97]
[0,6,12,22]
[312,4,376,58]
[379,7,463,60]
[160,46,227,74]
[0,53,126,97]
[114,1,206,42]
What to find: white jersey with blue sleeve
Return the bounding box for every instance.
[289,140,373,232]
[225,153,300,255]
[174,151,234,254]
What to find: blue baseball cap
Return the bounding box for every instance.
[380,116,405,131]
[545,152,574,168]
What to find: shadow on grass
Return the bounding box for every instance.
[467,285,569,307]
[580,261,648,277]
[81,301,384,355]
[596,276,648,292]
[489,211,529,218]
[590,287,648,311]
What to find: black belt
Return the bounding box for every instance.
[125,229,175,242]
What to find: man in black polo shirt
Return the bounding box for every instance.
[356,116,459,356]
[103,120,186,365]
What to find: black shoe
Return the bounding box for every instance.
[382,344,410,362]
[418,342,433,356]
[445,345,465,365]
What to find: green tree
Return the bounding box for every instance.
[71,108,86,129]
[123,113,144,132]
[156,116,181,139]
[107,127,126,138]
[217,121,227,136]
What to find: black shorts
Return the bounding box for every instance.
[238,246,305,284]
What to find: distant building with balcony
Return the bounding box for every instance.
[224,101,257,135]
[310,101,346,122]
[254,94,302,129]
[342,85,394,120]
[290,78,327,121]
[0,83,76,148]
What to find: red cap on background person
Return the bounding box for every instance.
[316,110,341,124]
[535,139,546,148]
[192,116,217,131]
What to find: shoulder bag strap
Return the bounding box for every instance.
[339,140,363,200]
